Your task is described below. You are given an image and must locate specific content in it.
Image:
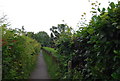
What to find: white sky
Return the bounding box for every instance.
[0,0,118,35]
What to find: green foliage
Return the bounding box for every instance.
[51,24,74,79]
[29,31,50,47]
[42,47,57,54]
[50,1,120,80]
[2,25,41,79]
[42,50,59,79]
[1,1,120,80]
[26,32,35,39]
[50,24,73,48]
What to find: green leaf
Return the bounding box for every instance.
[102,8,106,12]
[98,8,101,12]
[83,12,86,15]
[92,7,95,10]
[91,3,95,5]
[9,43,14,46]
[111,72,120,79]
[98,3,101,5]
[116,25,120,29]
[90,11,97,13]
[112,23,117,26]
[110,2,115,9]
[87,28,94,34]
[113,50,118,54]
[107,7,111,12]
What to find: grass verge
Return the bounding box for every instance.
[42,50,59,79]
[42,47,57,54]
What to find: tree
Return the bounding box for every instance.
[26,32,35,38]
[50,24,73,48]
[33,31,50,47]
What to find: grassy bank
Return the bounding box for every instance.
[42,47,57,54]
[42,47,59,79]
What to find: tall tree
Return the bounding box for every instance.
[50,24,73,48]
[34,31,50,47]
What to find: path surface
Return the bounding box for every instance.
[30,51,50,79]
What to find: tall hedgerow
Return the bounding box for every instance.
[53,1,120,80]
[1,25,41,79]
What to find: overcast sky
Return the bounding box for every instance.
[0,0,118,35]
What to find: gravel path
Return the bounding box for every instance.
[30,51,50,79]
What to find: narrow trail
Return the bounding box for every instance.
[30,50,50,79]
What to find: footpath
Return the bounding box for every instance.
[30,50,50,79]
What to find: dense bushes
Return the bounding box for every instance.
[51,1,120,80]
[2,25,41,79]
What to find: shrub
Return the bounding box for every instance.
[2,25,41,79]
[53,1,120,80]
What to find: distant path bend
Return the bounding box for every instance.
[30,50,50,79]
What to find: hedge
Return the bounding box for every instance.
[54,2,120,80]
[1,25,41,80]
